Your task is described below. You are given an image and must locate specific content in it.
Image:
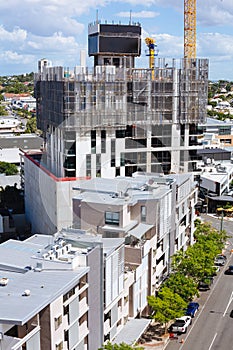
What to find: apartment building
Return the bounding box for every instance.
[0,235,89,350]
[56,228,151,347]
[72,172,198,294]
[199,162,233,196]
[198,117,233,147]
[0,228,152,348]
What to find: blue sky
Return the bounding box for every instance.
[0,0,233,80]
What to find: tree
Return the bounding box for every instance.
[172,222,228,281]
[147,287,187,331]
[0,105,6,116]
[99,342,144,350]
[162,272,198,302]
[0,162,18,175]
[25,116,37,133]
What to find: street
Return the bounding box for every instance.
[165,214,233,350]
[201,214,233,237]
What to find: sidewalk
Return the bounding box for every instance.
[140,335,169,350]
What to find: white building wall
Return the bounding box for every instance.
[24,157,77,234]
[50,296,66,350]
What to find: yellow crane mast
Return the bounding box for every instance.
[184,0,196,59]
[145,37,156,79]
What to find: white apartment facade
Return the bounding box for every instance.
[72,173,198,294]
[57,228,151,347]
[0,236,89,350]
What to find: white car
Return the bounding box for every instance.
[214,256,226,266]
[170,316,192,333]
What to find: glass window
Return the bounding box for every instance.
[105,211,120,225]
[54,315,62,330]
[141,206,146,222]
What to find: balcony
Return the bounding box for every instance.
[5,325,40,350]
[79,297,88,317]
[79,320,89,340]
[156,260,165,277]
[156,246,163,260]
[104,318,111,334]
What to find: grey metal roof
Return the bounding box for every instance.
[57,229,125,257]
[101,220,138,234]
[207,195,233,202]
[128,223,154,240]
[167,173,192,186]
[0,238,89,325]
[113,318,151,345]
[0,134,43,150]
[197,148,231,155]
[206,117,233,125]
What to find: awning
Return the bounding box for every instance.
[113,318,151,345]
[127,223,154,240]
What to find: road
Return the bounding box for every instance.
[201,214,233,237]
[165,214,233,350]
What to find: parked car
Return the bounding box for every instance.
[211,266,220,276]
[224,265,233,275]
[216,254,227,260]
[170,316,192,333]
[185,302,199,318]
[214,256,226,266]
[198,277,213,291]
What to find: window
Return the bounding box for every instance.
[96,154,101,177]
[86,154,91,177]
[101,130,106,153]
[63,286,76,302]
[141,206,146,222]
[111,139,115,167]
[55,315,62,330]
[91,130,96,153]
[105,211,120,226]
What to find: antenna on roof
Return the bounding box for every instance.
[129,10,132,25]
[96,9,99,23]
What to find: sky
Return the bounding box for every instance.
[0,0,233,81]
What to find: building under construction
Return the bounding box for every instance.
[34,21,208,179]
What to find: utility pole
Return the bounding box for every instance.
[220,209,224,233]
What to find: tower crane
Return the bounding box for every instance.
[145,37,157,79]
[184,0,196,59]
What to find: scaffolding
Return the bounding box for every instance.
[35,57,208,132]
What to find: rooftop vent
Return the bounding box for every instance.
[0,277,9,286]
[22,289,31,296]
[34,262,43,272]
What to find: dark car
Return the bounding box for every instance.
[198,277,213,291]
[185,302,199,317]
[224,265,233,275]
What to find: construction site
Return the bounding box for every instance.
[34,0,208,179]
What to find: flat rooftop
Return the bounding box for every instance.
[0,237,89,325]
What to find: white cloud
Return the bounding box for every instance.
[117,11,159,18]
[0,51,34,64]
[150,33,183,58]
[199,32,233,58]
[27,32,79,53]
[0,26,27,42]
[198,4,233,27]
